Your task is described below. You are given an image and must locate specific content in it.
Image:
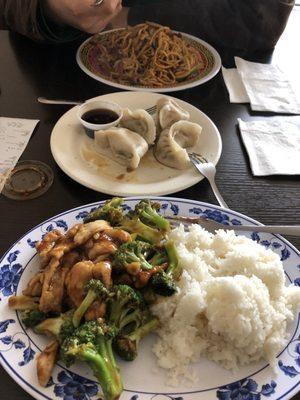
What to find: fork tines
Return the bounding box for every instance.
[188,152,208,163]
[145,105,157,115]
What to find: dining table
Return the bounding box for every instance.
[0,5,300,400]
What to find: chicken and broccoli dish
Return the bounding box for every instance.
[7,198,300,398]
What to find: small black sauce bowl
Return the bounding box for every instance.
[77,99,123,138]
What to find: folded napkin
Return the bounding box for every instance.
[222,67,250,103]
[238,118,300,176]
[0,117,39,192]
[222,57,300,114]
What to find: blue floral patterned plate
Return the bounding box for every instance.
[0,197,299,400]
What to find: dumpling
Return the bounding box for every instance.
[154,121,202,169]
[119,108,156,145]
[94,127,148,170]
[157,98,190,130]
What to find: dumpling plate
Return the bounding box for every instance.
[50,91,222,196]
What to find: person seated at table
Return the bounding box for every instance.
[0,0,295,51]
[0,0,122,42]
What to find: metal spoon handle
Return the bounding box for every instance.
[167,216,300,236]
[233,225,300,236]
[37,97,82,105]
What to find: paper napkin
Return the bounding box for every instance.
[238,118,300,176]
[222,57,300,114]
[222,67,250,103]
[0,117,39,192]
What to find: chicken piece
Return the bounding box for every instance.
[36,230,63,266]
[73,220,110,246]
[85,300,106,321]
[134,264,167,289]
[61,250,82,269]
[37,340,59,387]
[82,228,130,261]
[66,260,113,307]
[134,271,151,288]
[58,251,83,292]
[66,261,94,307]
[8,295,39,310]
[47,224,81,261]
[126,262,141,276]
[38,257,59,310]
[22,272,44,297]
[92,261,112,288]
[39,260,69,313]
[37,224,81,273]
[38,227,85,313]
[86,240,117,261]
[103,228,131,244]
[93,254,111,263]
[39,248,80,313]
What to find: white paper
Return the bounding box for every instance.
[222,67,250,103]
[238,118,300,176]
[235,57,300,114]
[0,117,39,192]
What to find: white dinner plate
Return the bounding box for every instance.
[50,91,222,196]
[76,29,221,93]
[0,197,299,400]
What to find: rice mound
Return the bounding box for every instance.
[151,225,300,384]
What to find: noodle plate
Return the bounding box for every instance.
[87,22,207,88]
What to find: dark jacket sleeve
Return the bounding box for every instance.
[0,0,43,40]
[128,0,295,51]
[0,0,83,43]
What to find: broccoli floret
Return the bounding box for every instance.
[151,240,182,296]
[133,200,170,232]
[113,241,153,271]
[21,309,48,328]
[60,320,123,400]
[138,248,168,305]
[34,310,75,344]
[149,247,168,267]
[107,285,157,361]
[120,216,163,244]
[114,311,158,361]
[84,198,124,226]
[108,285,143,329]
[119,200,169,244]
[73,279,109,328]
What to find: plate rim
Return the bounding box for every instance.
[76,29,222,92]
[1,197,299,400]
[50,91,223,196]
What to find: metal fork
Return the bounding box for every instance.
[166,215,300,236]
[189,153,228,209]
[145,105,157,115]
[38,97,157,115]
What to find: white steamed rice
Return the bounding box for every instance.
[151,225,300,384]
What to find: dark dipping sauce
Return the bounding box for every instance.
[82,108,119,125]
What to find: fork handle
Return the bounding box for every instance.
[232,225,300,236]
[207,177,229,209]
[37,97,82,105]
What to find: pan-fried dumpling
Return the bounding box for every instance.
[155,121,202,169]
[119,108,156,144]
[94,127,148,170]
[157,98,190,130]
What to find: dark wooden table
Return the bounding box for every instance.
[0,7,299,400]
